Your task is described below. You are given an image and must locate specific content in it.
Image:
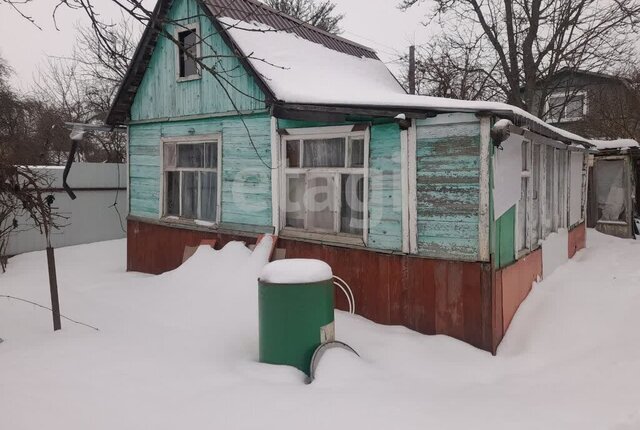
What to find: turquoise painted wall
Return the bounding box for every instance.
[130,0,265,121]
[129,113,272,226]
[276,119,403,252]
[367,123,403,251]
[415,113,481,260]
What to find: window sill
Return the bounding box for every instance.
[177,75,201,83]
[279,228,365,247]
[161,216,217,229]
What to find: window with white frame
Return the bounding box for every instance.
[163,138,219,222]
[282,130,367,238]
[547,91,587,122]
[176,24,200,80]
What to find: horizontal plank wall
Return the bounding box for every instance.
[130,0,265,122]
[127,218,496,352]
[128,113,272,226]
[415,114,482,260]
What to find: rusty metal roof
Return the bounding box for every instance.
[204,0,378,59]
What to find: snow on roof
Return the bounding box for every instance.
[221,18,591,145]
[590,139,640,151]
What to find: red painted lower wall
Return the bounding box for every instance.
[495,222,587,345]
[568,222,587,258]
[127,219,496,352]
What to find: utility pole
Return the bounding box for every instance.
[408,45,416,95]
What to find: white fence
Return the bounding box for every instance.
[6,163,127,255]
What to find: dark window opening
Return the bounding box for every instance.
[178,29,198,78]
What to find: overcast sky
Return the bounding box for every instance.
[0,0,435,92]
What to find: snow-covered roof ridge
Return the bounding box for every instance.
[222,17,592,145]
[590,138,639,151]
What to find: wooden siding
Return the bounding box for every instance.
[368,123,403,251]
[130,0,265,122]
[127,218,497,352]
[415,114,481,260]
[129,113,272,226]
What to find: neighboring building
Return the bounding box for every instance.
[106,0,592,353]
[4,163,127,255]
[531,69,640,140]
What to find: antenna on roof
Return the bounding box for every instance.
[408,45,416,95]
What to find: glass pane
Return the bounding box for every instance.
[307,175,336,231]
[181,171,198,219]
[548,96,564,122]
[303,138,345,168]
[177,143,203,168]
[596,159,627,222]
[164,143,176,169]
[179,29,198,77]
[205,142,217,168]
[565,95,584,118]
[341,174,364,235]
[200,172,217,221]
[286,140,300,168]
[349,138,365,168]
[166,171,180,216]
[286,174,305,228]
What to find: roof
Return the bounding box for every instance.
[590,139,640,151]
[205,0,377,59]
[106,0,378,125]
[106,0,595,147]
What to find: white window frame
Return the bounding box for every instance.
[278,126,369,245]
[159,134,222,225]
[516,139,531,257]
[545,90,588,123]
[175,22,201,82]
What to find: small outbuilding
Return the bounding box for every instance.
[587,139,639,238]
[107,0,595,352]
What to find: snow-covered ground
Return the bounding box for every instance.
[1,230,639,429]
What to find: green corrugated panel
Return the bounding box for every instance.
[495,205,516,268]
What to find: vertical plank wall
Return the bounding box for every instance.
[277,119,404,252]
[130,0,265,121]
[415,114,482,260]
[128,113,273,226]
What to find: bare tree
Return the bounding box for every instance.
[264,0,344,34]
[402,31,501,100]
[400,0,640,116]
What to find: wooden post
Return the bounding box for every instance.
[46,246,61,331]
[408,45,416,95]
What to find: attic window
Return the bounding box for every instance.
[177,25,199,80]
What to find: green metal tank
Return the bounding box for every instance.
[258,259,334,375]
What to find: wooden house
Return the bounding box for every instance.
[106,0,592,353]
